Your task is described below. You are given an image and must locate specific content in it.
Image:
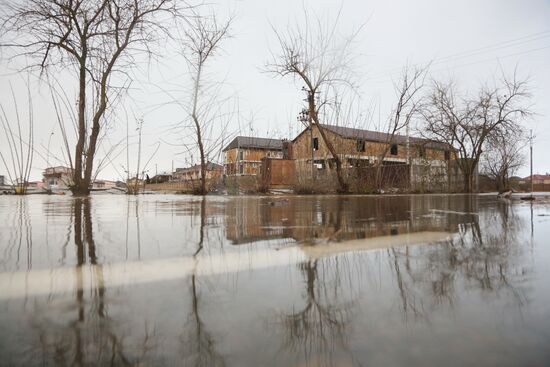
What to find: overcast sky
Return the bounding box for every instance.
[1,0,549,181]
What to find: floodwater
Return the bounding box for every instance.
[0,194,549,366]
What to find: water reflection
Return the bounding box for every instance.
[277,259,355,367]
[225,195,473,246]
[182,197,225,367]
[0,195,547,366]
[1,199,153,365]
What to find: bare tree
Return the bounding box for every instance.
[267,8,363,193]
[1,0,193,195]
[481,129,526,192]
[180,14,231,195]
[372,66,427,191]
[420,72,531,192]
[0,82,34,194]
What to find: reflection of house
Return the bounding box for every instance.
[173,162,223,182]
[43,166,74,190]
[223,136,284,176]
[224,196,470,246]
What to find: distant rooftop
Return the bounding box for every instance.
[222,136,284,152]
[523,174,550,180]
[175,162,223,173]
[44,166,73,175]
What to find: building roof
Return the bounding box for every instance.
[222,136,284,152]
[523,174,550,180]
[43,166,73,175]
[296,124,450,151]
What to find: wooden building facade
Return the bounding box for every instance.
[223,136,284,176]
[292,124,452,168]
[173,162,223,182]
[292,124,457,191]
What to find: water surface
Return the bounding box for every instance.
[0,194,549,366]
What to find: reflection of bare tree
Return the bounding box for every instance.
[388,196,530,320]
[29,198,155,365]
[278,259,353,366]
[276,200,358,367]
[1,197,33,271]
[181,197,225,366]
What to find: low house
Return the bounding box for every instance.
[148,172,172,184]
[173,162,223,182]
[91,180,117,190]
[27,181,45,189]
[43,166,74,190]
[223,136,284,176]
[519,174,550,185]
[126,178,144,190]
[292,124,455,190]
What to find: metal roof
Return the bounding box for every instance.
[319,124,451,150]
[222,136,284,152]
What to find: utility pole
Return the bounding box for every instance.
[298,107,312,179]
[406,120,411,191]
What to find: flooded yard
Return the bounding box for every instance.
[1,194,549,366]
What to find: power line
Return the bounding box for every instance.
[368,44,550,86]
[366,29,550,82]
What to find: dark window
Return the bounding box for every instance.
[313,137,319,151]
[390,144,398,155]
[418,146,426,158]
[444,150,450,161]
[239,163,243,174]
[238,150,244,160]
[357,139,366,152]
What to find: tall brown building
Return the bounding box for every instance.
[223,136,284,176]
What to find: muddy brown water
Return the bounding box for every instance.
[0,194,549,366]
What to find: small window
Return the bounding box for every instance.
[444,150,450,161]
[238,150,244,160]
[418,146,426,158]
[239,163,243,174]
[357,139,365,152]
[390,144,398,155]
[313,137,319,151]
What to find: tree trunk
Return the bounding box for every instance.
[191,62,208,195]
[308,94,348,193]
[73,59,87,195]
[375,164,383,192]
[463,170,474,193]
[199,146,206,195]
